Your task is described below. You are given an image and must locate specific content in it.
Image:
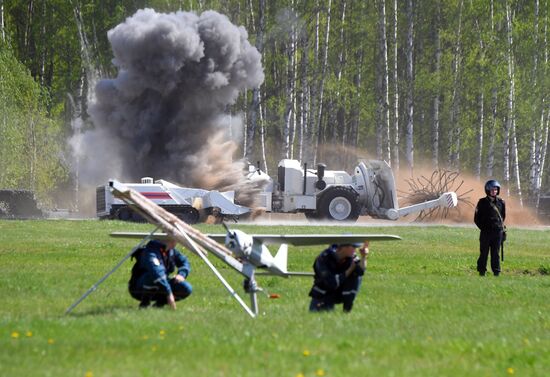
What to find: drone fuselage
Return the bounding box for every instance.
[224,230,287,276]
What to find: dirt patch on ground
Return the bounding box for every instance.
[506,266,550,276]
[393,165,542,227]
[311,144,543,228]
[249,159,543,228]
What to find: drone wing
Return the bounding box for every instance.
[111,231,174,240]
[110,232,401,245]
[248,234,401,245]
[110,231,227,243]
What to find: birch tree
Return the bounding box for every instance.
[282,5,298,160]
[529,0,547,204]
[376,0,390,162]
[38,0,46,86]
[392,0,399,169]
[536,3,549,207]
[1,0,5,42]
[335,0,347,147]
[298,27,308,163]
[404,0,414,175]
[448,0,464,170]
[504,1,523,206]
[23,0,35,64]
[529,0,540,200]
[485,0,497,178]
[245,0,264,162]
[350,46,363,153]
[471,0,486,179]
[347,2,365,156]
[504,1,519,203]
[256,0,268,173]
[313,0,332,164]
[431,0,441,169]
[486,89,497,177]
[475,93,484,178]
[305,0,322,165]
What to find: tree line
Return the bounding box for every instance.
[0,0,549,209]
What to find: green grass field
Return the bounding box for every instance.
[1,220,549,377]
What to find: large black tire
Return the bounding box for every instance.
[0,201,9,218]
[115,206,133,221]
[317,187,360,222]
[304,211,321,222]
[174,207,200,224]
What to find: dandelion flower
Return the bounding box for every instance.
[303,349,310,357]
[48,339,55,345]
[159,330,166,336]
[507,367,514,375]
[11,331,20,339]
[26,331,33,337]
[316,369,325,376]
[85,371,93,377]
[295,373,305,377]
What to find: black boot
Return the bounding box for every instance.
[139,299,151,309]
[153,297,167,308]
[343,302,353,312]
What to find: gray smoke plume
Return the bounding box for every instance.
[72,8,264,206]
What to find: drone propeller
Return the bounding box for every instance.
[222,221,238,251]
[222,221,236,238]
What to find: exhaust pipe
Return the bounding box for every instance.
[316,163,327,190]
[303,163,307,195]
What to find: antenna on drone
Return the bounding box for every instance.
[222,221,236,238]
[222,222,230,232]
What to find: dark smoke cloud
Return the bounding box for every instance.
[72,8,264,205]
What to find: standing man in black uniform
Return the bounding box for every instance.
[474,180,506,276]
[308,241,369,312]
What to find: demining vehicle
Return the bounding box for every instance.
[96,177,250,223]
[246,159,458,222]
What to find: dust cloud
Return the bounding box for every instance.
[393,166,541,227]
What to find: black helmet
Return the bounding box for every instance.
[484,179,501,195]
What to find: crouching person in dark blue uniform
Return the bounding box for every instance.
[128,238,192,310]
[309,241,369,312]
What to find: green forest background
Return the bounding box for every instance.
[1,0,549,212]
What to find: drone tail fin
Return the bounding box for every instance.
[273,244,288,274]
